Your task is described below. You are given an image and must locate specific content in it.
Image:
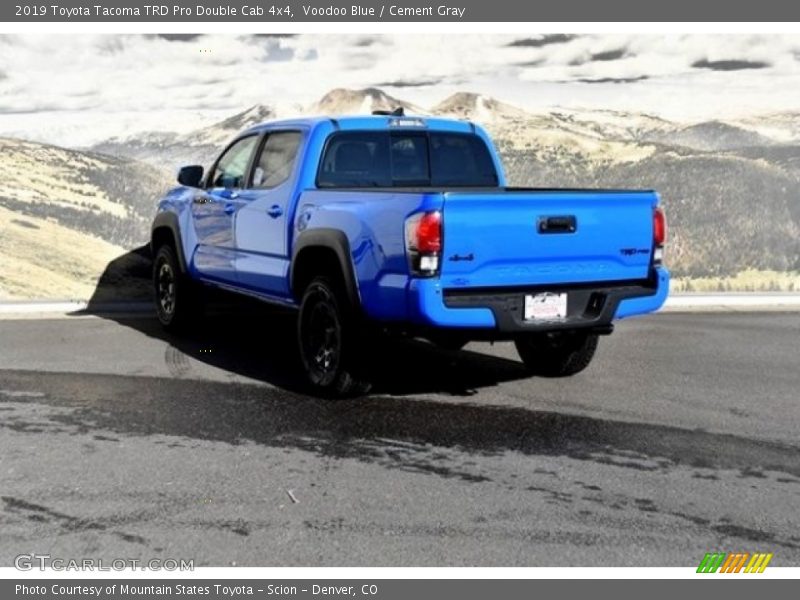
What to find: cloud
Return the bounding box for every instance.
[507,34,577,48]
[151,75,227,89]
[373,78,442,87]
[341,50,380,70]
[239,35,297,62]
[574,75,649,84]
[590,48,629,62]
[262,41,295,62]
[353,36,390,48]
[570,47,630,65]
[1,33,799,144]
[155,34,203,42]
[691,58,771,71]
[0,102,66,114]
[514,59,545,67]
[96,37,126,55]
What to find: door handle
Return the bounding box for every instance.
[224,204,236,215]
[267,205,283,218]
[538,215,577,234]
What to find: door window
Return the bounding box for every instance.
[208,135,258,189]
[251,131,302,188]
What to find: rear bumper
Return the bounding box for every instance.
[406,266,670,332]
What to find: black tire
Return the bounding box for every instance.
[297,276,372,397]
[153,244,203,331]
[514,331,599,377]
[428,335,468,352]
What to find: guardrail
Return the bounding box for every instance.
[1,294,799,317]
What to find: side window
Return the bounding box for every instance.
[208,135,258,189]
[251,131,302,188]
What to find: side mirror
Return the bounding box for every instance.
[177,165,204,187]
[220,174,237,190]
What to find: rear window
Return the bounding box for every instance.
[317,131,498,188]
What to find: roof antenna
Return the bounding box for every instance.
[372,107,405,116]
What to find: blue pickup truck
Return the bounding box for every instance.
[151,110,669,395]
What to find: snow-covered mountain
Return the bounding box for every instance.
[93,104,276,171]
[189,104,276,146]
[308,87,425,116]
[732,112,800,144]
[433,92,530,122]
[529,108,673,143]
[91,87,800,168]
[643,121,776,152]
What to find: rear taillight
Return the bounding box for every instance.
[653,207,666,264]
[405,211,442,276]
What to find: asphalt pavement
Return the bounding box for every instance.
[1,308,799,567]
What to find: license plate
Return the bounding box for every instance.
[524,292,568,320]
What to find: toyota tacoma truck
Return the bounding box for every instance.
[151,110,669,396]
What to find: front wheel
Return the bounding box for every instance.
[514,331,599,377]
[297,277,371,397]
[153,244,202,331]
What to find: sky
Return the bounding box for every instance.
[1,33,799,146]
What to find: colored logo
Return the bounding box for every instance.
[697,552,773,573]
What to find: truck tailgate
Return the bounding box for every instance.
[440,189,657,289]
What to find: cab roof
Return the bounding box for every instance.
[241,114,480,136]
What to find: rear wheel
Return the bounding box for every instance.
[297,276,371,397]
[428,334,468,352]
[514,330,598,377]
[153,244,202,331]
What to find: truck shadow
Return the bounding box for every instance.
[76,247,532,397]
[5,368,800,487]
